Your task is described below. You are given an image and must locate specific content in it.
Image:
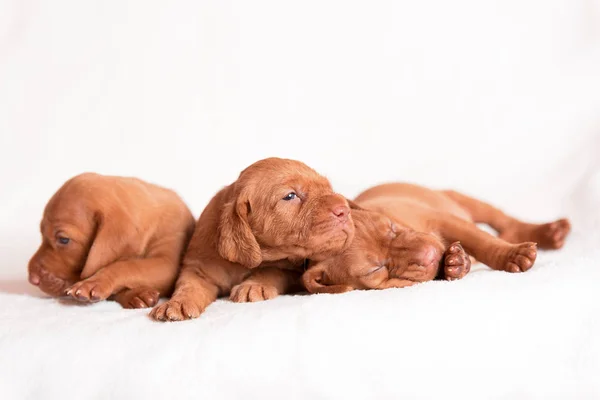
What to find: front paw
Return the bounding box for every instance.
[116,287,160,309]
[230,282,278,303]
[149,297,204,322]
[443,242,471,280]
[65,278,113,302]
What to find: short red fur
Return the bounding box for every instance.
[150,158,355,321]
[303,183,571,293]
[28,173,195,308]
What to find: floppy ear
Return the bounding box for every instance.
[346,198,365,211]
[80,211,135,279]
[217,195,262,268]
[302,263,353,294]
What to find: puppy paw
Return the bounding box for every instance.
[65,278,113,302]
[534,219,571,249]
[230,282,278,303]
[149,297,203,322]
[501,219,571,250]
[115,287,160,309]
[443,242,471,280]
[503,242,537,273]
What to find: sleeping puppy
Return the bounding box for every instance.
[303,208,470,293]
[150,157,355,321]
[303,183,571,293]
[28,173,195,308]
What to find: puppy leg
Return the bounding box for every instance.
[498,219,571,250]
[113,287,160,309]
[149,266,220,321]
[432,214,538,273]
[230,267,302,303]
[441,190,570,249]
[65,256,177,302]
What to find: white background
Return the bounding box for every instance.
[1,1,600,399]
[2,1,600,269]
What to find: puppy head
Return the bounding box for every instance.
[217,158,356,268]
[28,173,135,296]
[303,209,444,293]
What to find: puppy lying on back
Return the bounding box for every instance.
[28,173,195,308]
[303,183,570,293]
[151,157,355,321]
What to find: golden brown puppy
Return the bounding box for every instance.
[150,157,355,321]
[303,209,470,293]
[303,183,571,293]
[28,173,195,308]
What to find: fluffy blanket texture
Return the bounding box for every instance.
[1,0,600,398]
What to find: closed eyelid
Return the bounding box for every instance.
[365,264,387,275]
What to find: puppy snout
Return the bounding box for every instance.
[332,204,349,218]
[28,272,40,286]
[27,262,70,296]
[331,204,350,222]
[28,259,42,286]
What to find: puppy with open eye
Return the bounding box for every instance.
[303,183,571,293]
[150,157,355,322]
[28,173,195,308]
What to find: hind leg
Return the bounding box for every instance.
[441,190,570,249]
[498,219,571,250]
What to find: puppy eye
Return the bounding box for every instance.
[282,192,297,201]
[57,236,70,245]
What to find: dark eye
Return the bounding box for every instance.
[57,236,70,245]
[282,192,297,201]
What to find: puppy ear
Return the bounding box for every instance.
[302,264,353,294]
[217,195,262,268]
[80,211,135,279]
[346,198,364,211]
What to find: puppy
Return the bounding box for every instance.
[303,183,571,293]
[28,173,195,308]
[150,157,355,321]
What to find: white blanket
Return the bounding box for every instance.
[1,1,600,399]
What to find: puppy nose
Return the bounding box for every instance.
[331,204,350,221]
[29,272,40,286]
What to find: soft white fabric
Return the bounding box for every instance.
[1,1,600,399]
